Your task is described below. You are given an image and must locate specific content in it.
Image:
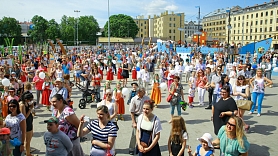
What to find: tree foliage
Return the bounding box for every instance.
[0,17,21,45]
[28,15,48,42]
[103,14,139,38]
[78,16,100,45]
[60,15,75,45]
[45,19,61,41]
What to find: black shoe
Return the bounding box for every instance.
[129,151,134,155]
[205,105,212,109]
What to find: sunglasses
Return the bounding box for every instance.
[238,78,243,80]
[9,105,17,108]
[221,92,227,94]
[227,121,236,127]
[106,93,112,96]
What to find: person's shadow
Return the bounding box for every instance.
[249,144,270,156]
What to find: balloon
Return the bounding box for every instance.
[272,64,276,68]
[103,60,108,64]
[122,88,129,96]
[252,64,257,69]
[159,83,167,90]
[112,60,116,64]
[261,65,266,69]
[2,78,10,86]
[136,67,140,71]
[273,67,278,72]
[39,72,45,79]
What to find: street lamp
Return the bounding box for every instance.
[108,0,111,50]
[226,9,232,61]
[74,10,80,50]
[195,6,201,47]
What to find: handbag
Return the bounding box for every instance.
[236,99,253,110]
[167,84,176,103]
[106,144,112,156]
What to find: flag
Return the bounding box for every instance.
[255,38,272,54]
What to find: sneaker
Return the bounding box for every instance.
[248,112,253,115]
[189,105,194,109]
[198,103,204,106]
[205,105,212,109]
[257,114,261,117]
[129,150,134,155]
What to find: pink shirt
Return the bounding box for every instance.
[7,96,19,102]
[196,76,208,88]
[33,76,44,90]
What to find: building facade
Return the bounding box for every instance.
[227,0,278,48]
[184,21,202,43]
[134,11,185,42]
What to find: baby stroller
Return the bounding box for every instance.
[75,79,100,109]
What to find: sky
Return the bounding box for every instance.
[0,0,268,27]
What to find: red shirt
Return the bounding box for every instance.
[33,76,44,90]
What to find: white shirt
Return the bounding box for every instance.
[142,71,150,82]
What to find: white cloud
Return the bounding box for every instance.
[142,0,179,16]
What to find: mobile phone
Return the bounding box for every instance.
[241,89,246,93]
[84,116,90,122]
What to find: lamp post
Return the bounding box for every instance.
[196,6,201,47]
[226,9,232,61]
[74,10,80,50]
[108,0,111,50]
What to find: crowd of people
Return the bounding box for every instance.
[0,46,275,156]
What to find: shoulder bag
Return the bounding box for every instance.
[167,84,176,102]
[236,100,253,111]
[140,116,157,148]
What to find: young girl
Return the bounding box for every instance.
[168,116,188,156]
[41,76,53,110]
[0,127,15,156]
[113,82,125,121]
[142,67,150,95]
[196,69,208,106]
[150,74,161,107]
[188,133,214,156]
[106,63,114,81]
[188,84,195,108]
[131,66,137,81]
[117,64,124,81]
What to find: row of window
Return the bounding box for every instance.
[136,21,147,26]
[204,20,226,26]
[233,10,278,21]
[232,26,278,34]
[231,35,271,41]
[232,18,278,27]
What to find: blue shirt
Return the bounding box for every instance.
[62,64,70,75]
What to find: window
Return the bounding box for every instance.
[250,29,252,33]
[238,16,240,20]
[247,15,249,19]
[251,21,253,26]
[141,23,143,26]
[251,14,253,18]
[260,20,263,25]
[250,36,252,40]
[141,29,143,32]
[169,36,171,39]
[141,34,143,37]
[238,23,240,27]
[256,13,258,18]
[234,17,236,21]
[173,18,175,21]
[234,30,236,34]
[261,12,263,17]
[276,26,278,31]
[173,24,176,27]
[271,10,273,16]
[265,28,267,32]
[256,21,258,25]
[169,23,172,27]
[270,19,273,24]
[246,36,248,40]
[234,24,236,28]
[169,29,171,33]
[265,19,267,24]
[246,22,248,26]
[136,21,138,24]
[270,27,272,31]
[260,28,262,32]
[255,28,257,32]
[144,21,146,24]
[173,30,175,33]
[276,18,278,23]
[170,17,172,21]
[266,11,268,16]
[246,29,248,33]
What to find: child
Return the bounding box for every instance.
[137,65,144,87]
[127,82,138,105]
[117,64,124,81]
[17,80,24,97]
[168,116,188,156]
[0,86,9,118]
[42,76,53,110]
[150,74,161,107]
[102,81,111,100]
[106,63,114,81]
[0,127,15,156]
[188,133,214,156]
[113,82,125,121]
[189,71,196,89]
[131,66,137,81]
[188,84,195,108]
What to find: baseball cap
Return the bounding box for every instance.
[55,78,63,83]
[197,133,213,148]
[0,128,11,135]
[44,117,59,123]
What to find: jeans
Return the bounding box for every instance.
[251,92,265,114]
[212,94,218,106]
[197,87,206,105]
[36,90,42,105]
[129,116,138,152]
[265,71,271,80]
[170,99,181,116]
[94,86,101,102]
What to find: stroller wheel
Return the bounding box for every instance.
[79,103,86,109]
[79,99,86,104]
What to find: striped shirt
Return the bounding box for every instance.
[86,119,117,150]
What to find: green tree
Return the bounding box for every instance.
[78,16,100,45]
[60,15,75,46]
[103,14,139,38]
[28,15,48,42]
[0,17,22,45]
[45,19,61,41]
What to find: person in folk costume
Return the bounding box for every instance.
[92,67,102,102]
[127,82,139,105]
[106,63,114,81]
[41,75,53,111]
[150,74,162,107]
[98,63,104,80]
[1,86,9,118]
[113,82,125,121]
[117,64,124,81]
[102,81,112,100]
[132,65,137,81]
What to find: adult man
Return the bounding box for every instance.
[145,58,155,83]
[205,67,215,109]
[265,59,272,80]
[206,66,222,110]
[128,87,150,155]
[43,117,73,156]
[49,78,68,102]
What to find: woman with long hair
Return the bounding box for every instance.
[196,69,208,106]
[233,75,250,132]
[136,100,162,156]
[212,116,250,156]
[212,85,238,135]
[3,99,26,155]
[249,68,273,116]
[92,67,102,102]
[168,116,188,156]
[216,74,233,101]
[19,92,34,156]
[77,105,117,156]
[113,82,125,121]
[51,94,84,156]
[122,59,130,87]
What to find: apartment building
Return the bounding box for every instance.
[228,0,278,48]
[134,11,185,42]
